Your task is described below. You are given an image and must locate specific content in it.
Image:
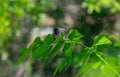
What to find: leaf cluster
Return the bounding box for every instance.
[17,29,120,77]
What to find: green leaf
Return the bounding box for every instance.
[19,47,28,55]
[91,62,102,69]
[73,48,87,63]
[77,63,91,76]
[32,44,52,60]
[63,43,72,57]
[17,48,29,65]
[51,43,64,57]
[17,37,41,65]
[54,57,72,75]
[54,59,65,75]
[67,29,83,44]
[41,46,52,62]
[89,45,97,53]
[73,48,90,66]
[34,37,42,43]
[114,41,120,47]
[93,34,112,49]
[90,53,102,63]
[88,4,94,14]
[29,37,42,53]
[44,34,54,44]
[95,5,101,13]
[55,33,64,43]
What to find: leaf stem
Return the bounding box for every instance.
[95,52,120,77]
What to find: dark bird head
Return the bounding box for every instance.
[53,27,64,39]
[53,27,60,35]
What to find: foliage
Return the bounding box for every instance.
[82,0,120,14]
[0,0,54,61]
[1,0,120,77]
[17,29,120,77]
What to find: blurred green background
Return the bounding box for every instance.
[0,0,120,77]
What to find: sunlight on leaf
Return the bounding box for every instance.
[93,34,112,49]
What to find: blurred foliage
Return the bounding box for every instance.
[82,0,120,14]
[0,0,54,61]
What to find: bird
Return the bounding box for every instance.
[53,27,64,39]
